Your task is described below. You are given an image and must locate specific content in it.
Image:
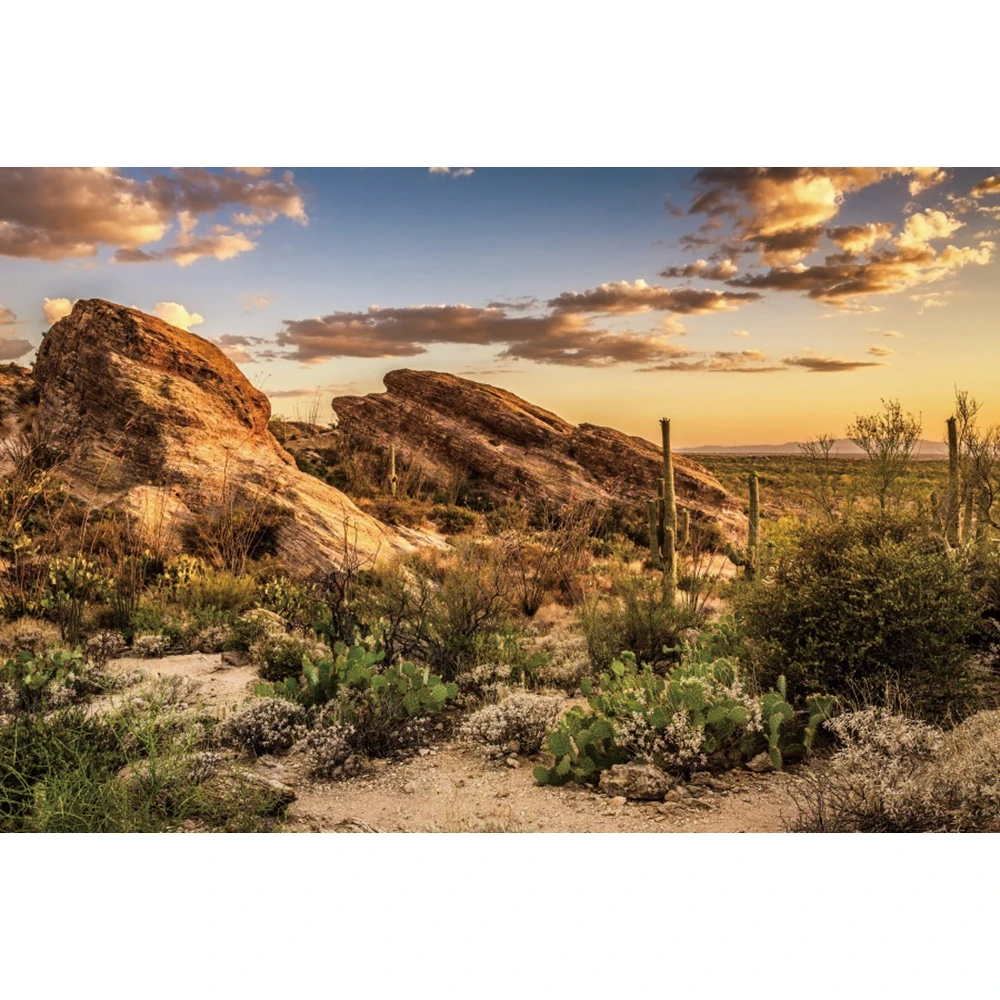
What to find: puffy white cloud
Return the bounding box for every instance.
[43,297,75,325]
[152,301,204,331]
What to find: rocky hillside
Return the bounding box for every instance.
[15,299,414,572]
[326,369,740,529]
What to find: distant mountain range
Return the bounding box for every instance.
[678,438,949,459]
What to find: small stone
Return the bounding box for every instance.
[496,789,510,798]
[503,741,521,755]
[689,772,714,786]
[598,763,676,801]
[220,650,250,667]
[418,748,431,756]
[453,778,466,788]
[609,796,627,808]
[745,752,774,773]
[506,756,520,768]
[403,782,417,794]
[434,723,444,731]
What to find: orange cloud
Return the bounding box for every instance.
[153,301,204,331]
[547,279,759,315]
[42,297,75,325]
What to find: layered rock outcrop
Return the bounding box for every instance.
[27,299,407,571]
[330,369,740,529]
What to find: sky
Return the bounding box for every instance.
[1,166,998,447]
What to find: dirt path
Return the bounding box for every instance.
[104,653,804,833]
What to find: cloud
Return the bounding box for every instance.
[727,236,994,306]
[276,300,698,368]
[0,305,19,326]
[484,296,539,311]
[827,222,894,255]
[971,175,1000,198]
[43,297,75,325]
[881,330,903,337]
[546,279,760,315]
[910,291,950,312]
[896,210,963,250]
[112,226,256,266]
[0,337,33,361]
[732,329,750,338]
[240,294,272,312]
[659,258,739,280]
[216,344,255,364]
[152,302,204,331]
[428,168,474,178]
[640,350,783,374]
[217,334,268,347]
[0,167,305,264]
[906,168,948,196]
[867,345,894,357]
[782,354,885,372]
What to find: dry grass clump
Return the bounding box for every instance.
[461,692,564,755]
[214,698,308,756]
[792,707,1000,832]
[132,633,168,658]
[0,617,63,657]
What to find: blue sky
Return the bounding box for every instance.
[1,167,998,445]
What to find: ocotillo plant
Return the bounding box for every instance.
[647,417,689,600]
[388,442,398,497]
[726,471,760,580]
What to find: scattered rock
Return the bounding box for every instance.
[403,782,417,794]
[332,818,380,833]
[598,764,676,801]
[506,756,520,769]
[609,796,628,808]
[745,752,775,774]
[503,740,521,755]
[220,650,250,667]
[418,748,431,756]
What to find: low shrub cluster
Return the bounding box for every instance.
[792,707,1000,832]
[462,692,563,755]
[533,648,835,786]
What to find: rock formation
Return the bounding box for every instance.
[26,299,410,572]
[329,369,740,529]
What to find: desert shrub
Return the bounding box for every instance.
[429,504,477,535]
[252,632,328,682]
[85,629,127,668]
[579,571,705,673]
[228,607,287,652]
[356,543,516,682]
[0,617,63,657]
[186,489,290,576]
[453,627,550,706]
[258,643,457,758]
[214,698,308,755]
[1,646,92,712]
[731,510,978,710]
[132,633,168,658]
[42,555,113,644]
[794,707,1000,833]
[461,692,563,755]
[295,723,364,779]
[534,651,834,786]
[193,625,232,654]
[258,576,317,628]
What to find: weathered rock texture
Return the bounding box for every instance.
[331,369,740,529]
[29,299,408,572]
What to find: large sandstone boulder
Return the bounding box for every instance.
[28,299,408,572]
[329,369,741,530]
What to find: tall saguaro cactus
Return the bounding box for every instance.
[648,417,689,600]
[388,442,398,497]
[946,415,960,546]
[726,471,760,580]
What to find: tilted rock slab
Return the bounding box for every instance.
[30,299,410,573]
[331,369,742,530]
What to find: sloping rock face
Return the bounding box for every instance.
[29,299,405,572]
[331,370,741,529]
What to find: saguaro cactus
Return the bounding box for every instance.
[726,471,760,580]
[946,415,960,546]
[648,418,690,600]
[388,442,398,497]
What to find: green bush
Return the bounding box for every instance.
[731,510,979,710]
[579,571,705,673]
[533,650,835,785]
[252,633,327,682]
[257,643,457,758]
